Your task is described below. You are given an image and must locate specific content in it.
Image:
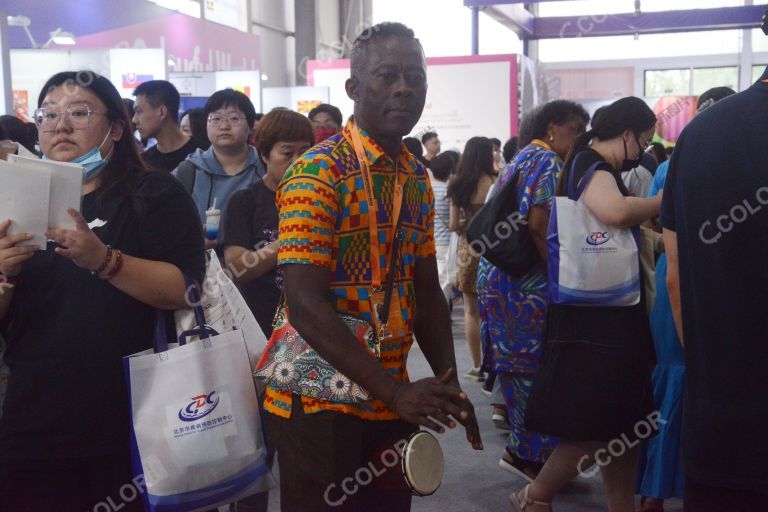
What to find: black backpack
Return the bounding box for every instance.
[465,156,540,277]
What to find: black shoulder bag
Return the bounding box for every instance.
[465,153,540,277]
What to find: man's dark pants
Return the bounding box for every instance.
[267,396,418,512]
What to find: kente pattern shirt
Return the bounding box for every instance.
[264,118,436,420]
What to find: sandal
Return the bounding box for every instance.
[492,405,511,430]
[637,497,664,512]
[499,449,541,483]
[509,484,551,511]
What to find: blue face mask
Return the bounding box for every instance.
[44,128,113,182]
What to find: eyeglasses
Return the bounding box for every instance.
[635,135,651,151]
[34,104,106,132]
[207,115,246,127]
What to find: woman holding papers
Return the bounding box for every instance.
[0,71,205,511]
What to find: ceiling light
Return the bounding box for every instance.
[7,14,38,47]
[50,28,76,45]
[7,15,31,28]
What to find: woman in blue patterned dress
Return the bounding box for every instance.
[477,100,589,482]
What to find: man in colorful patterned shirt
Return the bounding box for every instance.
[262,22,482,511]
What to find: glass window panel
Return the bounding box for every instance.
[692,67,739,95]
[753,65,768,82]
[480,12,523,55]
[372,0,522,57]
[539,1,745,16]
[641,0,745,11]
[752,29,768,53]
[539,1,635,17]
[645,69,691,97]
[147,0,201,17]
[540,30,741,62]
[372,0,471,57]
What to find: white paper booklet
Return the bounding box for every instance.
[0,160,52,247]
[7,154,84,230]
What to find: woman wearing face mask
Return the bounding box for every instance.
[0,71,205,510]
[511,97,661,512]
[477,100,590,485]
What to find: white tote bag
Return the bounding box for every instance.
[176,251,268,370]
[124,326,275,512]
[547,159,641,307]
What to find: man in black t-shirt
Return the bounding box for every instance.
[662,69,768,509]
[133,80,206,172]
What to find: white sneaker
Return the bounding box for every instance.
[463,367,485,381]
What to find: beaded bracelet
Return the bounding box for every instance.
[91,245,114,276]
[0,274,21,287]
[102,250,124,281]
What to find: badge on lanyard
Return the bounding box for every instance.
[348,119,407,342]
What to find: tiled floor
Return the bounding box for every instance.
[267,304,685,511]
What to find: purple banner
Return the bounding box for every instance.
[73,14,260,71]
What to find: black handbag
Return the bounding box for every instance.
[465,161,540,277]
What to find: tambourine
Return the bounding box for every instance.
[401,431,444,497]
[372,430,444,497]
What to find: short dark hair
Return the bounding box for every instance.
[421,131,438,144]
[308,103,343,127]
[24,122,38,151]
[351,22,420,78]
[133,80,182,124]
[489,137,501,148]
[403,137,424,159]
[519,100,590,147]
[40,71,146,202]
[697,86,736,112]
[0,115,36,153]
[121,98,135,120]
[559,96,656,195]
[650,141,667,164]
[181,108,210,149]
[502,137,518,163]
[443,150,460,168]
[204,89,257,128]
[255,108,315,163]
[429,151,456,181]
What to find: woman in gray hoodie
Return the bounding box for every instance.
[172,89,266,249]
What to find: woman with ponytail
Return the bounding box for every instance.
[511,97,662,512]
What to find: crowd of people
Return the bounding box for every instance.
[0,20,766,512]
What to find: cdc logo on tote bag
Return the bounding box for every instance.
[547,159,641,307]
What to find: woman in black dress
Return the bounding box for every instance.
[0,71,205,510]
[511,97,663,512]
